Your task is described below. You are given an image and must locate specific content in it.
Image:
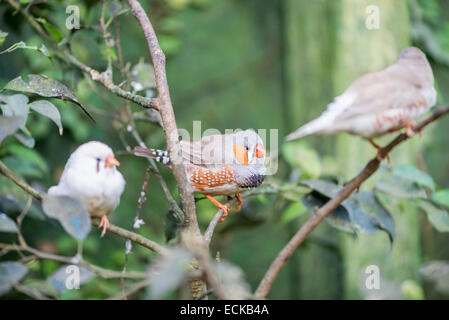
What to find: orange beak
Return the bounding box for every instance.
[105,155,120,168]
[254,144,265,158]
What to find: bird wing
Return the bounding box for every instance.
[180,134,227,167]
[335,67,426,121]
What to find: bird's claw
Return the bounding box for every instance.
[98,215,110,238]
[219,205,230,223]
[235,193,243,212]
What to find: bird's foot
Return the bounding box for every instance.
[98,215,110,238]
[369,139,391,167]
[235,193,243,212]
[405,121,417,137]
[205,195,230,223]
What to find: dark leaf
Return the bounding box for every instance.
[164,209,181,242]
[301,180,395,240]
[302,192,355,233]
[0,213,18,233]
[3,75,93,121]
[354,191,396,241]
[42,195,91,240]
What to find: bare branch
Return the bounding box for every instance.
[0,243,147,279]
[254,105,449,298]
[0,160,44,201]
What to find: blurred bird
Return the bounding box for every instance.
[133,130,266,221]
[48,141,125,237]
[285,47,436,157]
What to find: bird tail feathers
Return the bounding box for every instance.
[285,116,329,141]
[133,146,171,165]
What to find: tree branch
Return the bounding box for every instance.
[0,243,146,279]
[254,105,449,298]
[126,0,203,298]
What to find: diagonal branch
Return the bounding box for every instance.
[254,105,449,298]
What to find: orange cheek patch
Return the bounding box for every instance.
[233,144,248,165]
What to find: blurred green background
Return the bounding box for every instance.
[1,0,449,299]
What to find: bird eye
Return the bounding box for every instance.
[96,158,101,172]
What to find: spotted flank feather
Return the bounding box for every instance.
[133,146,171,165]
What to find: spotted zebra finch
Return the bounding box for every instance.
[285,47,436,159]
[133,130,266,221]
[48,141,125,237]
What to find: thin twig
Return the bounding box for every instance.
[0,243,147,279]
[254,105,449,298]
[120,166,151,300]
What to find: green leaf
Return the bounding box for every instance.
[42,195,91,240]
[36,18,62,43]
[5,144,48,174]
[0,213,18,233]
[417,200,449,232]
[29,100,63,135]
[282,141,321,179]
[0,261,28,296]
[47,265,94,294]
[164,209,181,242]
[432,189,449,209]
[0,41,50,57]
[147,248,192,299]
[392,164,436,191]
[280,202,307,225]
[0,31,7,48]
[3,75,93,121]
[2,156,45,179]
[354,191,395,241]
[0,116,23,145]
[375,174,427,199]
